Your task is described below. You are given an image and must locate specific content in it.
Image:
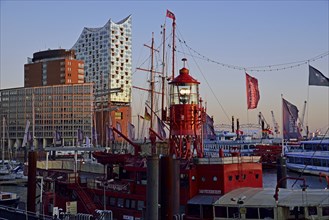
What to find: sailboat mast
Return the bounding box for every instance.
[171,19,176,80]
[136,34,159,130]
[150,33,155,129]
[161,24,166,121]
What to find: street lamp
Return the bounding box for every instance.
[103,178,114,210]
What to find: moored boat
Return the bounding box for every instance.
[0,191,20,208]
[213,187,329,220]
[285,139,329,176]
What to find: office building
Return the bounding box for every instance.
[24,49,84,87]
[0,83,93,148]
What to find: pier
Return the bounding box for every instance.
[0,179,27,185]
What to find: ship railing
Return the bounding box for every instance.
[233,212,240,219]
[0,205,53,219]
[87,178,135,194]
[95,210,113,220]
[56,212,94,220]
[194,156,261,164]
[75,213,94,220]
[173,213,185,220]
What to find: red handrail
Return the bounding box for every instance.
[319,172,329,188]
[274,177,306,202]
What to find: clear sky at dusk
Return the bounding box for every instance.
[1,1,328,136]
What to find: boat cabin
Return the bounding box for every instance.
[213,187,329,220]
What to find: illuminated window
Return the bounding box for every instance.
[115,112,123,120]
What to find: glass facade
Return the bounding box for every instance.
[0,83,93,147]
[72,16,132,107]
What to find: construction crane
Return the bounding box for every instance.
[298,101,307,136]
[258,112,271,139]
[271,110,280,136]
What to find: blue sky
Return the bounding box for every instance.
[1,1,328,136]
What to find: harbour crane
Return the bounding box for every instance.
[271,111,280,136]
[258,112,271,139]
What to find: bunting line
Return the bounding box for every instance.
[174,34,329,72]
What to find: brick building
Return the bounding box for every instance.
[24,49,84,87]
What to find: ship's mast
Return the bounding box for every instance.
[161,24,166,121]
[171,16,176,81]
[150,33,155,129]
[136,33,159,130]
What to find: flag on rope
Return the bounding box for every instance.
[54,130,61,142]
[92,127,96,140]
[246,73,260,109]
[309,65,329,87]
[27,130,33,143]
[77,128,83,142]
[85,136,91,147]
[116,122,122,137]
[144,107,151,121]
[157,117,167,139]
[22,120,30,147]
[108,126,115,141]
[128,122,136,140]
[166,9,175,20]
[203,114,216,140]
[282,98,302,140]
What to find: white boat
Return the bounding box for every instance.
[213,187,329,220]
[285,139,329,176]
[0,191,20,208]
[0,165,10,175]
[0,117,27,182]
[203,139,259,157]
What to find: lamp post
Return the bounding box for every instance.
[103,178,114,210]
[103,181,107,210]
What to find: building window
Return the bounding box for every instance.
[228,207,239,219]
[137,201,144,211]
[215,206,227,218]
[187,204,200,217]
[323,207,329,216]
[125,199,130,208]
[131,200,136,209]
[259,208,274,219]
[115,112,123,120]
[308,206,317,216]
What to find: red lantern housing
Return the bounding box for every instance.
[169,64,204,159]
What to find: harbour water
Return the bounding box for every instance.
[0,169,327,207]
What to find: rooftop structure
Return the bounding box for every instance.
[24,49,84,87]
[72,16,132,105]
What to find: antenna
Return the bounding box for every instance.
[182,58,187,68]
